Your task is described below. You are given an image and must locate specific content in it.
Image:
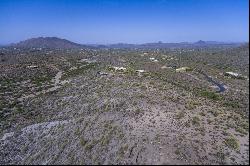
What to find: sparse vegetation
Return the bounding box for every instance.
[63,63,97,79]
[191,116,201,126]
[0,42,248,165]
[80,138,88,147]
[185,100,199,110]
[224,136,240,150]
[175,111,185,119]
[199,90,222,100]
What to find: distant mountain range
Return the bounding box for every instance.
[106,40,243,49]
[8,37,245,49]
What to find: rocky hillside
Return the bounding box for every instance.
[12,37,88,49]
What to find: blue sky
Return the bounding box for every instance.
[0,0,249,44]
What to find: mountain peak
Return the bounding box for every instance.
[195,40,206,44]
[12,37,87,49]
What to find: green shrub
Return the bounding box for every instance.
[199,90,221,100]
[80,138,87,147]
[192,116,200,126]
[224,136,240,150]
[175,111,185,119]
[223,101,240,109]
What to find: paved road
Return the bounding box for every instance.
[199,70,226,93]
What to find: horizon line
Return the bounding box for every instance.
[1,36,248,46]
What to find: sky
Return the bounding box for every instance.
[0,0,249,44]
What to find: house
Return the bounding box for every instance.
[149,57,158,62]
[176,67,192,72]
[161,66,172,69]
[225,72,240,77]
[96,71,109,76]
[224,72,247,79]
[135,70,145,73]
[27,65,38,69]
[135,69,145,76]
[109,66,127,72]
